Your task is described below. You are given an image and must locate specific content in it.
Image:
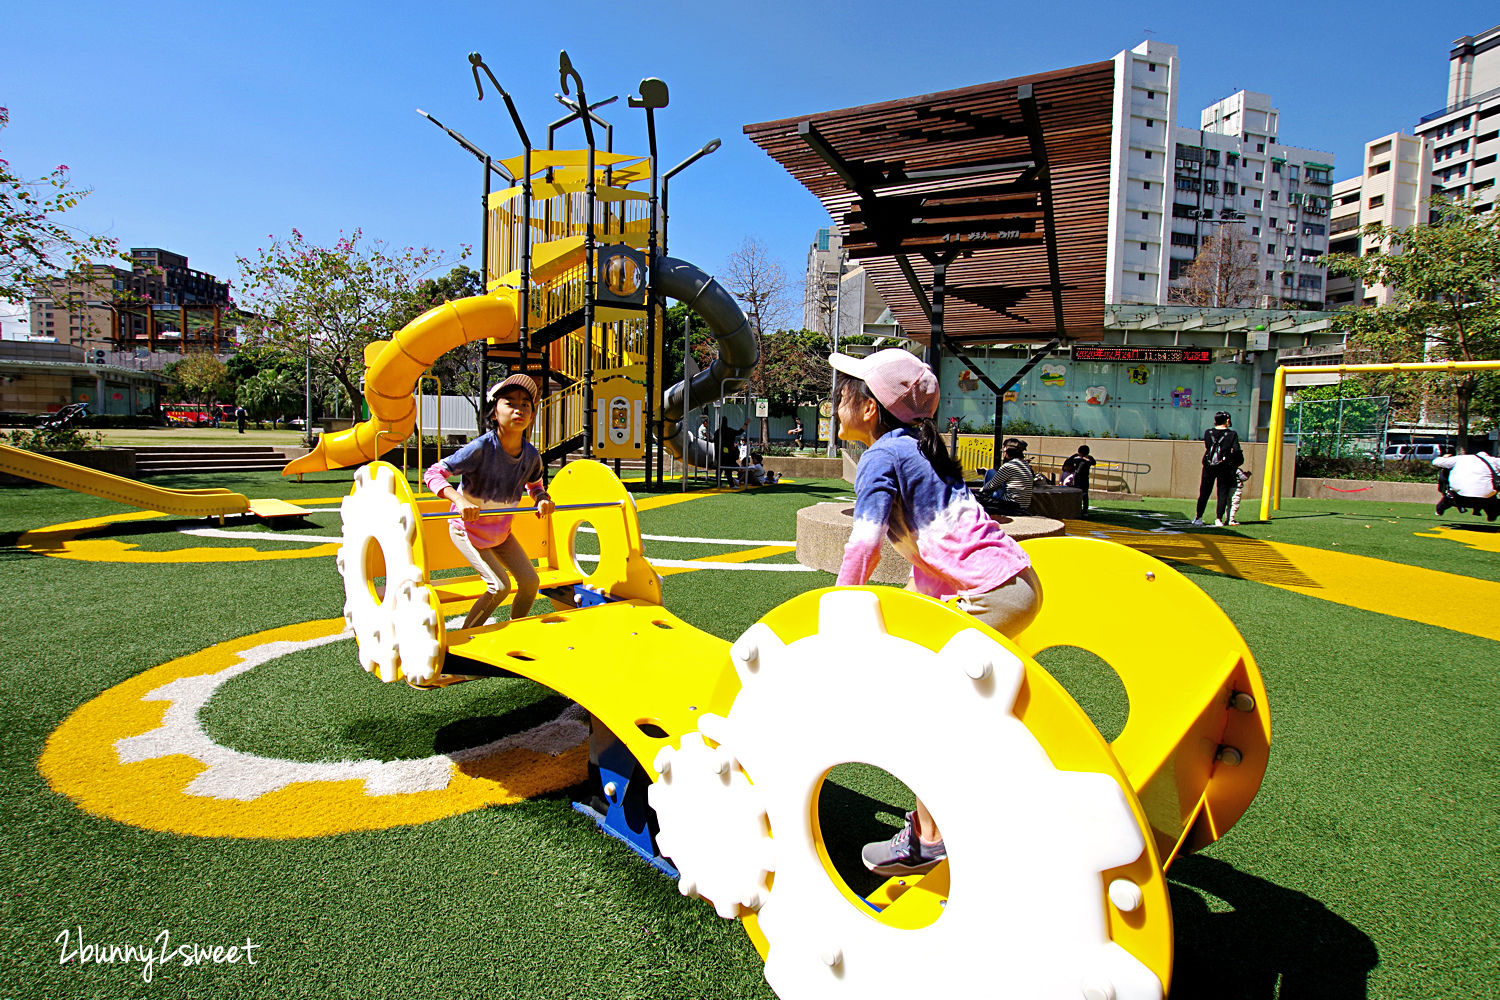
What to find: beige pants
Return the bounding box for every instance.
[449,526,541,629]
[955,567,1042,635]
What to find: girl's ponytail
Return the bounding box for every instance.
[914,416,965,485]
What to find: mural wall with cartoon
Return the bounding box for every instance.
[936,357,1252,437]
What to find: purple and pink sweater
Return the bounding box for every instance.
[838,428,1029,598]
[423,432,547,549]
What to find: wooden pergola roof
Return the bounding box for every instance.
[744,60,1116,344]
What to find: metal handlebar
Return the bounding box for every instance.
[421,500,623,520]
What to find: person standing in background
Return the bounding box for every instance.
[1193,412,1243,527]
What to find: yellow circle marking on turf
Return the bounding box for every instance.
[38,618,588,838]
[16,500,346,563]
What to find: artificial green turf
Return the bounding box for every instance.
[2,472,1497,998]
[1089,494,1500,584]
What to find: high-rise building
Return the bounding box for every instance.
[27,248,233,352]
[1105,40,1334,309]
[1412,25,1499,212]
[1324,133,1436,308]
[802,227,900,342]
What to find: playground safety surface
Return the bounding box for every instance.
[2,471,1495,999]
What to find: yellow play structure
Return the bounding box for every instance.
[1259,358,1500,520]
[337,455,1270,1000]
[286,81,751,478]
[0,442,307,520]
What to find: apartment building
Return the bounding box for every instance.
[1105,40,1334,309]
[27,248,233,352]
[802,227,900,342]
[1324,133,1436,308]
[1413,24,1500,211]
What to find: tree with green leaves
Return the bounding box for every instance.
[235,229,468,411]
[237,367,303,427]
[171,353,232,412]
[1320,201,1500,448]
[386,264,485,419]
[0,106,124,305]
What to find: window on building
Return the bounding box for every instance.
[1138,272,1147,281]
[1145,149,1153,159]
[1226,181,1238,195]
[1304,223,1326,236]
[1257,143,1265,152]
[1272,162,1283,174]
[1140,242,1148,251]
[1146,119,1155,128]
[1141,211,1150,220]
[1147,91,1155,100]
[1270,217,1278,227]
[1251,225,1260,235]
[1299,274,1322,290]
[1368,194,1385,208]
[1289,165,1299,179]
[1281,273,1294,286]
[1253,198,1262,208]
[1265,270,1274,281]
[1270,190,1279,201]
[1143,181,1151,190]
[1267,244,1276,253]
[1148,62,1156,71]
[1227,152,1239,166]
[1368,162,1390,176]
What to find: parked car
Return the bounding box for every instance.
[1382,443,1452,462]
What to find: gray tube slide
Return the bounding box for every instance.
[654,254,759,466]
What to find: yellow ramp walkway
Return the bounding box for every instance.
[1071,520,1500,642]
[0,443,306,520]
[447,600,739,771]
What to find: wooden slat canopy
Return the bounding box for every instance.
[744,60,1115,344]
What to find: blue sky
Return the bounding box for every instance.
[3,0,1497,337]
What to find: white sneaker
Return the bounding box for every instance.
[1214,519,1224,527]
[1190,518,1204,526]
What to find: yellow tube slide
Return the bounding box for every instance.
[283,288,519,475]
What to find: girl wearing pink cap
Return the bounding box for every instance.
[829,348,1041,877]
[424,374,555,636]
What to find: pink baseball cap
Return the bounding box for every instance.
[829,349,939,423]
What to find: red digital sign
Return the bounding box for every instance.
[1071,346,1212,364]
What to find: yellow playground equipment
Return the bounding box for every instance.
[286,56,753,480]
[0,442,307,520]
[337,458,1271,1000]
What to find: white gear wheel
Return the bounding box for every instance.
[337,463,427,683]
[669,589,1162,1000]
[647,727,773,919]
[390,578,442,683]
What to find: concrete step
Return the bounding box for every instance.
[129,445,303,476]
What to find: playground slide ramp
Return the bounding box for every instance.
[0,443,306,519]
[282,254,756,476]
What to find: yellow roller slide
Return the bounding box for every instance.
[0,443,304,519]
[283,287,520,475]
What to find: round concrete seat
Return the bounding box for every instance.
[795,502,1065,584]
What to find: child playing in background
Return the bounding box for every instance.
[829,348,1041,878]
[424,374,555,633]
[1227,466,1251,526]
